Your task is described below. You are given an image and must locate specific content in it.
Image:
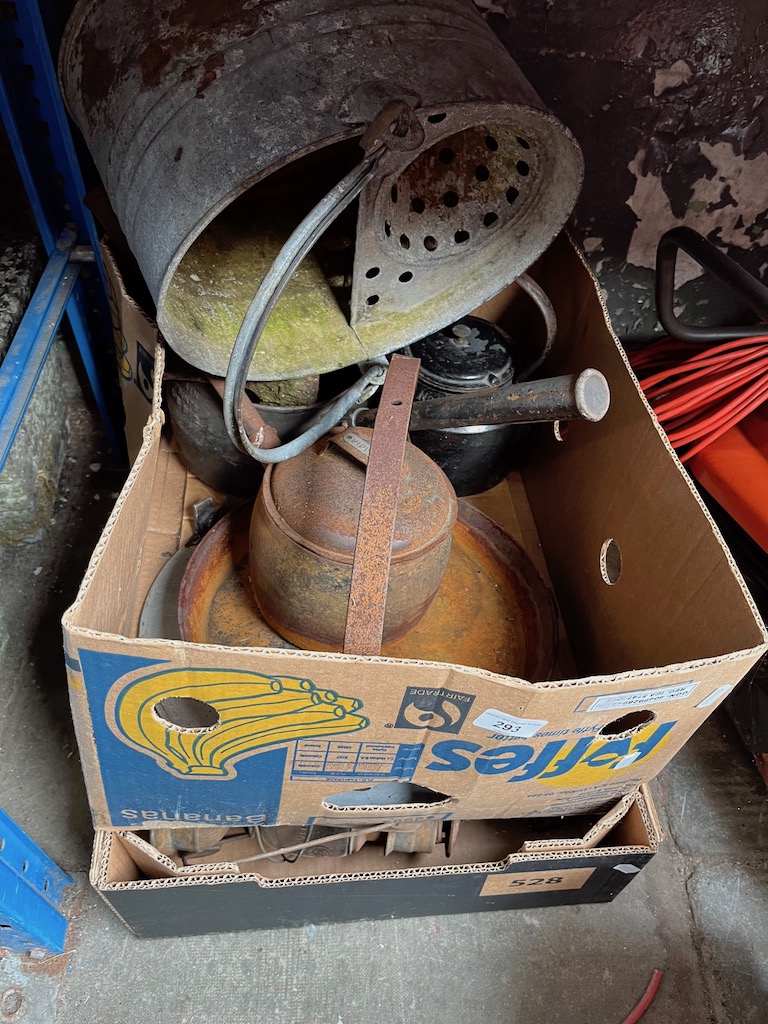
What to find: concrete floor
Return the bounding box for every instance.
[0,393,766,1024]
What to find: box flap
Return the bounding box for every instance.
[519,235,766,675]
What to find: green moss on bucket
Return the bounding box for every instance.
[163,209,365,380]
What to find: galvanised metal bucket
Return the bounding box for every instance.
[60,0,583,381]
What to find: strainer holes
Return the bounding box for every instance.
[391,184,398,203]
[516,160,530,176]
[399,271,413,282]
[454,230,470,244]
[483,211,498,227]
[366,295,379,305]
[439,147,455,165]
[384,221,391,237]
[411,197,426,214]
[517,136,531,149]
[506,186,519,204]
[365,267,380,279]
[442,190,459,208]
[423,235,438,251]
[399,233,410,249]
[475,164,490,182]
[485,135,499,151]
[428,113,447,123]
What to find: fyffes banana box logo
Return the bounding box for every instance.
[424,720,675,786]
[106,667,368,780]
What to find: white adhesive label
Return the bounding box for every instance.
[473,708,548,738]
[696,684,733,709]
[611,752,642,771]
[613,863,641,875]
[581,681,699,713]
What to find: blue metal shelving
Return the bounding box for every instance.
[0,809,73,955]
[0,0,115,950]
[0,0,125,469]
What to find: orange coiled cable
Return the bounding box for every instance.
[628,335,768,462]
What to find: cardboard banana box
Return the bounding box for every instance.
[62,234,767,830]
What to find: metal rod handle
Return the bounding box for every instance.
[356,369,610,431]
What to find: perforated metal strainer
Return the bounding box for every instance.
[352,107,580,354]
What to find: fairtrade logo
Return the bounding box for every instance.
[106,668,368,780]
[133,340,154,401]
[395,686,475,734]
[114,332,132,382]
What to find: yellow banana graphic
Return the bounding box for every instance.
[108,668,368,779]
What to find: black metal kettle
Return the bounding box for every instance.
[408,316,529,496]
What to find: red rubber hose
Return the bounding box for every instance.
[620,968,664,1024]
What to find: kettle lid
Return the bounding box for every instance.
[410,316,514,393]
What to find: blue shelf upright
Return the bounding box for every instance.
[0,0,126,469]
[0,809,73,956]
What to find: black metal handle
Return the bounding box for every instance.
[656,227,768,343]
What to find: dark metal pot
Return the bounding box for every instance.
[408,315,529,496]
[166,380,323,495]
[249,426,457,651]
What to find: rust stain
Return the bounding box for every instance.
[77,31,118,110]
[140,38,176,89]
[196,52,226,99]
[167,0,246,32]
[77,0,254,99]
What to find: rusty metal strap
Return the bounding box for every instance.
[343,354,420,656]
[207,375,281,449]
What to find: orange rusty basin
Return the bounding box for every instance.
[179,500,557,680]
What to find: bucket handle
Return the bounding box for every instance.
[223,101,424,464]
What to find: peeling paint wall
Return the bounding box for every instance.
[626,143,768,284]
[488,0,768,339]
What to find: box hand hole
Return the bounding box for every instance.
[600,538,622,585]
[599,709,655,737]
[153,696,220,733]
[322,781,450,811]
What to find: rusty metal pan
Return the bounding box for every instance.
[178,500,558,680]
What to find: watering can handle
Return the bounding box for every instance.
[223,102,423,464]
[342,353,420,657]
